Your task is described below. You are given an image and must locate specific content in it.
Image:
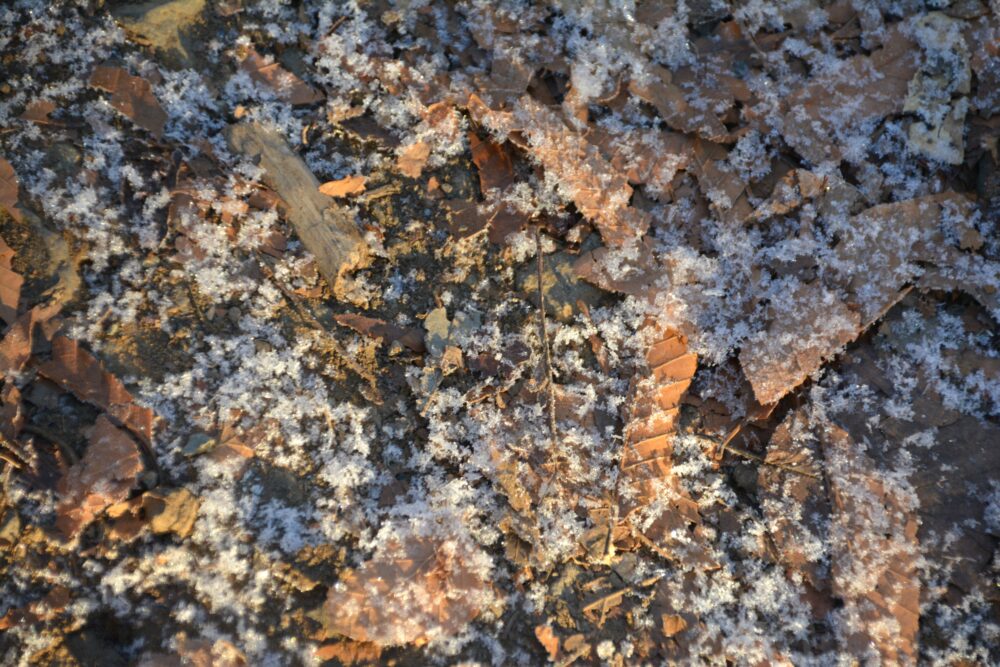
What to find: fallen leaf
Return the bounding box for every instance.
[55,416,143,538]
[821,420,920,665]
[333,312,425,353]
[467,94,649,246]
[89,65,168,138]
[113,0,206,67]
[0,157,24,223]
[318,175,367,198]
[468,131,515,192]
[628,65,729,141]
[38,335,156,445]
[739,282,861,406]
[0,236,23,325]
[782,26,917,164]
[620,326,712,565]
[322,524,491,646]
[314,641,381,665]
[20,99,56,125]
[534,625,560,661]
[661,614,689,637]
[240,49,324,106]
[396,141,431,178]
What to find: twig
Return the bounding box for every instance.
[702,432,819,479]
[358,183,401,203]
[534,227,558,450]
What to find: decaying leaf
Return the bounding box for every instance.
[314,641,381,665]
[822,421,920,665]
[38,335,156,445]
[318,175,366,198]
[740,193,973,405]
[20,99,56,125]
[0,157,24,223]
[739,283,861,406]
[535,624,560,661]
[628,66,729,141]
[782,26,917,164]
[55,416,143,538]
[0,236,23,325]
[396,141,431,178]
[322,523,491,646]
[468,94,649,246]
[619,326,711,565]
[759,410,920,663]
[468,131,515,192]
[240,49,324,106]
[88,65,168,138]
[333,312,425,353]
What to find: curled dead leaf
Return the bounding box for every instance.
[318,175,367,198]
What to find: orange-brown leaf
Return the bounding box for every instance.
[318,175,367,198]
[467,94,648,246]
[0,157,24,223]
[0,236,23,325]
[322,529,490,646]
[38,336,155,445]
[55,415,143,538]
[240,49,324,106]
[468,131,514,192]
[396,142,431,178]
[620,327,712,565]
[89,65,168,138]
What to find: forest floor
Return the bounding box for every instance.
[1,1,999,665]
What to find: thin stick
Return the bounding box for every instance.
[534,227,558,449]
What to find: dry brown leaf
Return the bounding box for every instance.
[0,236,23,326]
[88,65,168,138]
[20,99,56,125]
[783,27,917,164]
[139,636,247,667]
[748,169,827,222]
[322,527,490,646]
[758,409,830,591]
[444,198,527,244]
[821,421,920,665]
[661,613,688,637]
[0,157,24,223]
[468,131,515,192]
[739,283,861,406]
[396,141,431,178]
[468,94,648,246]
[55,415,143,538]
[38,335,155,445]
[240,49,323,106]
[145,488,200,538]
[741,193,971,405]
[628,66,729,141]
[333,312,425,353]
[318,175,367,198]
[619,326,712,566]
[534,624,560,661]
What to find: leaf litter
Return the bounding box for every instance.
[0,2,998,666]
